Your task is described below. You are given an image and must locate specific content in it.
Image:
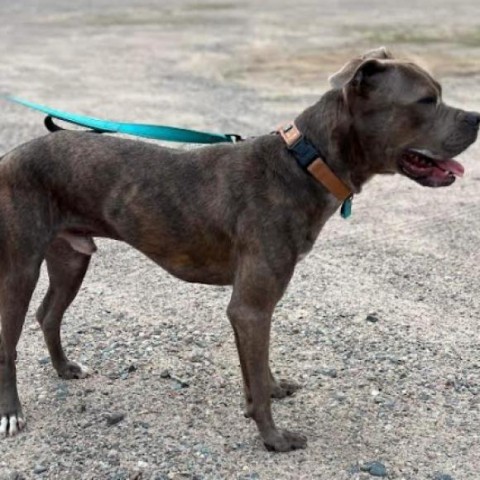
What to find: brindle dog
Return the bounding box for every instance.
[0,48,478,451]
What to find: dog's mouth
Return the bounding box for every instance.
[398,149,465,187]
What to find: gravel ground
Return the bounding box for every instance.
[1,1,480,479]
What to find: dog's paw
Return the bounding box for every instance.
[271,379,301,399]
[0,413,25,437]
[57,361,90,380]
[263,429,307,452]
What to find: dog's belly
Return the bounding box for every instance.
[140,249,235,285]
[124,223,235,285]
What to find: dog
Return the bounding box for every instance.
[0,48,478,451]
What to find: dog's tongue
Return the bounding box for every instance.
[436,158,465,177]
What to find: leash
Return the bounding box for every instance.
[278,123,353,219]
[6,96,242,144]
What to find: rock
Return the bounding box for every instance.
[105,412,125,426]
[320,368,338,378]
[11,473,27,480]
[56,383,69,400]
[33,465,48,475]
[160,369,171,379]
[107,449,119,459]
[347,465,361,474]
[361,461,387,477]
[334,391,347,401]
[135,420,150,429]
[189,351,204,363]
[366,314,379,323]
[172,377,189,389]
[433,475,454,480]
[369,463,387,477]
[0,472,26,480]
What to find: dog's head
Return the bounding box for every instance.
[329,48,479,187]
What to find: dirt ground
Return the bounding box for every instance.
[1,1,480,479]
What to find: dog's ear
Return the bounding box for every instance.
[329,47,393,89]
[363,46,393,60]
[348,58,390,90]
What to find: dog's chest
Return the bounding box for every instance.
[296,198,339,262]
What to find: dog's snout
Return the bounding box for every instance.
[464,111,480,129]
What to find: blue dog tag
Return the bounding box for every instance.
[340,197,353,219]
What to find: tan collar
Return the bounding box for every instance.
[278,123,352,201]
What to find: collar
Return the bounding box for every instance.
[278,123,353,218]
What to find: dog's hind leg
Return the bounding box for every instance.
[0,260,42,436]
[36,237,92,380]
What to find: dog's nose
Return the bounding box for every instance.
[464,111,480,128]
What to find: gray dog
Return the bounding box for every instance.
[0,48,478,451]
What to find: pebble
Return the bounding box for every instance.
[189,352,204,363]
[105,413,125,426]
[160,369,171,379]
[0,472,26,480]
[366,314,379,323]
[434,475,454,480]
[320,368,338,378]
[107,449,119,459]
[172,377,190,389]
[32,465,48,475]
[334,391,347,401]
[56,383,69,400]
[11,473,26,480]
[361,461,387,477]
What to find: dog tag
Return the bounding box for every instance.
[340,197,352,219]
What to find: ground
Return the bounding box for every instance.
[0,1,480,479]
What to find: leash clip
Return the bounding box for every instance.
[226,133,244,143]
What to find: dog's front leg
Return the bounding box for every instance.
[227,254,306,452]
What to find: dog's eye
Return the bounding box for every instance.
[417,96,437,105]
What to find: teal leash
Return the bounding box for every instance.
[6,96,239,144]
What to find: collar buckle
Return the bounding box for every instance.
[277,122,353,207]
[279,124,319,168]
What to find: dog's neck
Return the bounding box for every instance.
[294,90,372,193]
